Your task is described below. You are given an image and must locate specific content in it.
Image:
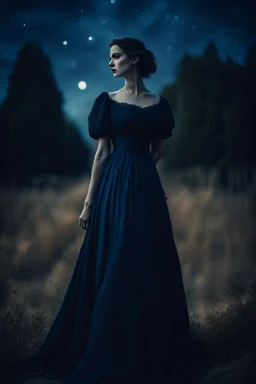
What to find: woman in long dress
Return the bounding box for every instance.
[17,37,194,384]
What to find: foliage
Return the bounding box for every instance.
[161,41,256,186]
[0,41,90,187]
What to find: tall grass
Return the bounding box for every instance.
[0,170,255,383]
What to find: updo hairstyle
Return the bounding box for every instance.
[109,37,157,79]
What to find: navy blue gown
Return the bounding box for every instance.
[17,92,193,383]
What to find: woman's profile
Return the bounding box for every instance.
[17,37,194,384]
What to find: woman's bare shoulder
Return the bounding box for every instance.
[107,91,118,99]
[108,90,127,98]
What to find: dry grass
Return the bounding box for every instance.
[0,280,255,384]
[0,170,255,383]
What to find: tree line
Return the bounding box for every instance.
[161,41,256,188]
[0,41,91,188]
[1,39,255,189]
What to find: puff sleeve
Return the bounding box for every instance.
[88,92,111,140]
[158,97,175,139]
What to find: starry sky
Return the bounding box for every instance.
[0,0,255,143]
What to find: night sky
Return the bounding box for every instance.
[0,0,255,142]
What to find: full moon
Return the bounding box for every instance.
[78,81,87,90]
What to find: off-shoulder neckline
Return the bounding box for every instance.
[103,91,163,110]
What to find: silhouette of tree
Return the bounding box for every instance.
[0,40,90,187]
[64,118,91,174]
[243,42,256,167]
[203,40,219,61]
[161,39,256,180]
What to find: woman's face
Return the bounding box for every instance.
[109,45,134,78]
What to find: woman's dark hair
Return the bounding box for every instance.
[109,37,157,79]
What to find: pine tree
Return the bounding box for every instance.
[0,40,90,186]
[162,40,255,177]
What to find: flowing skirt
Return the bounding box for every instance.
[17,152,193,384]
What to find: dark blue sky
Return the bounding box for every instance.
[0,0,254,142]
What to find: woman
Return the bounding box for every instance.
[18,37,194,384]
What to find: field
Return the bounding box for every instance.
[0,168,255,383]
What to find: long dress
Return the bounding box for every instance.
[16,92,194,384]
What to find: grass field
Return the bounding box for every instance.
[0,170,255,383]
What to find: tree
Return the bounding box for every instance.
[203,40,219,61]
[0,40,90,186]
[161,40,255,177]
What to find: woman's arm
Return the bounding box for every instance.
[84,138,111,207]
[149,138,162,165]
[151,152,161,165]
[149,138,168,200]
[84,154,109,207]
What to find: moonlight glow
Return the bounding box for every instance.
[78,81,87,90]
[63,41,68,45]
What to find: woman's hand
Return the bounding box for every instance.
[79,205,92,231]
